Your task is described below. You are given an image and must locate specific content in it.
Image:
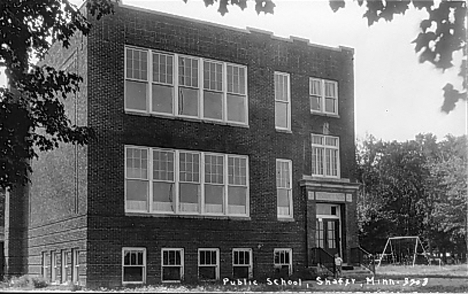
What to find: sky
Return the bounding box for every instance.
[2,0,467,142]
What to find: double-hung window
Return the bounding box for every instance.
[125,46,248,125]
[311,134,340,178]
[232,249,253,279]
[226,64,247,123]
[72,249,81,284]
[152,52,174,114]
[179,151,201,213]
[228,156,248,215]
[152,149,176,213]
[310,78,338,115]
[162,249,184,282]
[125,147,149,212]
[198,249,219,281]
[274,248,292,276]
[203,61,224,120]
[125,146,249,217]
[41,252,49,280]
[204,154,225,214]
[125,48,148,111]
[276,159,293,218]
[122,248,146,284]
[61,250,70,283]
[274,72,291,130]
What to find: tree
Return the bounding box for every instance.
[0,0,116,191]
[195,0,467,113]
[356,134,467,259]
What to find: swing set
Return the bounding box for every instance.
[377,236,430,267]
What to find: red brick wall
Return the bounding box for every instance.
[21,29,89,281]
[83,5,356,287]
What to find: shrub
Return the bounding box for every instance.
[9,275,48,288]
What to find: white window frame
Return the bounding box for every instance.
[232,248,253,279]
[276,159,293,219]
[61,250,70,284]
[124,46,248,126]
[274,248,292,276]
[51,251,60,284]
[125,146,250,217]
[311,134,340,178]
[309,78,338,115]
[41,251,49,279]
[124,146,149,213]
[125,47,149,113]
[274,72,291,131]
[122,247,146,285]
[161,248,184,283]
[198,248,220,281]
[71,249,80,284]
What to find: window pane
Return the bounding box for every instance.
[152,182,175,212]
[179,183,200,212]
[199,267,216,280]
[228,186,246,214]
[126,148,147,179]
[153,150,174,181]
[228,157,247,185]
[153,53,173,84]
[179,152,200,182]
[205,154,224,184]
[152,84,173,114]
[310,95,321,111]
[310,79,322,95]
[204,61,223,91]
[203,91,223,120]
[178,87,199,117]
[205,185,224,214]
[179,56,198,87]
[227,94,246,123]
[162,267,181,281]
[275,74,288,102]
[324,81,337,97]
[233,267,249,279]
[227,65,246,94]
[125,81,147,111]
[123,267,143,282]
[277,189,291,217]
[126,48,147,80]
[325,97,336,113]
[275,101,288,129]
[126,180,148,211]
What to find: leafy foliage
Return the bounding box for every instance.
[197,0,467,112]
[356,134,467,257]
[0,0,117,190]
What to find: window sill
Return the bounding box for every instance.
[125,212,251,221]
[278,217,295,222]
[123,281,145,286]
[275,128,292,134]
[310,111,340,118]
[124,110,250,128]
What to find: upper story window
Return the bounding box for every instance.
[310,78,338,115]
[311,134,340,178]
[274,72,291,131]
[276,159,293,218]
[125,146,249,217]
[125,46,248,125]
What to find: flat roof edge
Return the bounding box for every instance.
[118,3,351,53]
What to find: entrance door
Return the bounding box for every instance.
[316,218,340,256]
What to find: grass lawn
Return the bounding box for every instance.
[3,266,467,293]
[375,264,468,278]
